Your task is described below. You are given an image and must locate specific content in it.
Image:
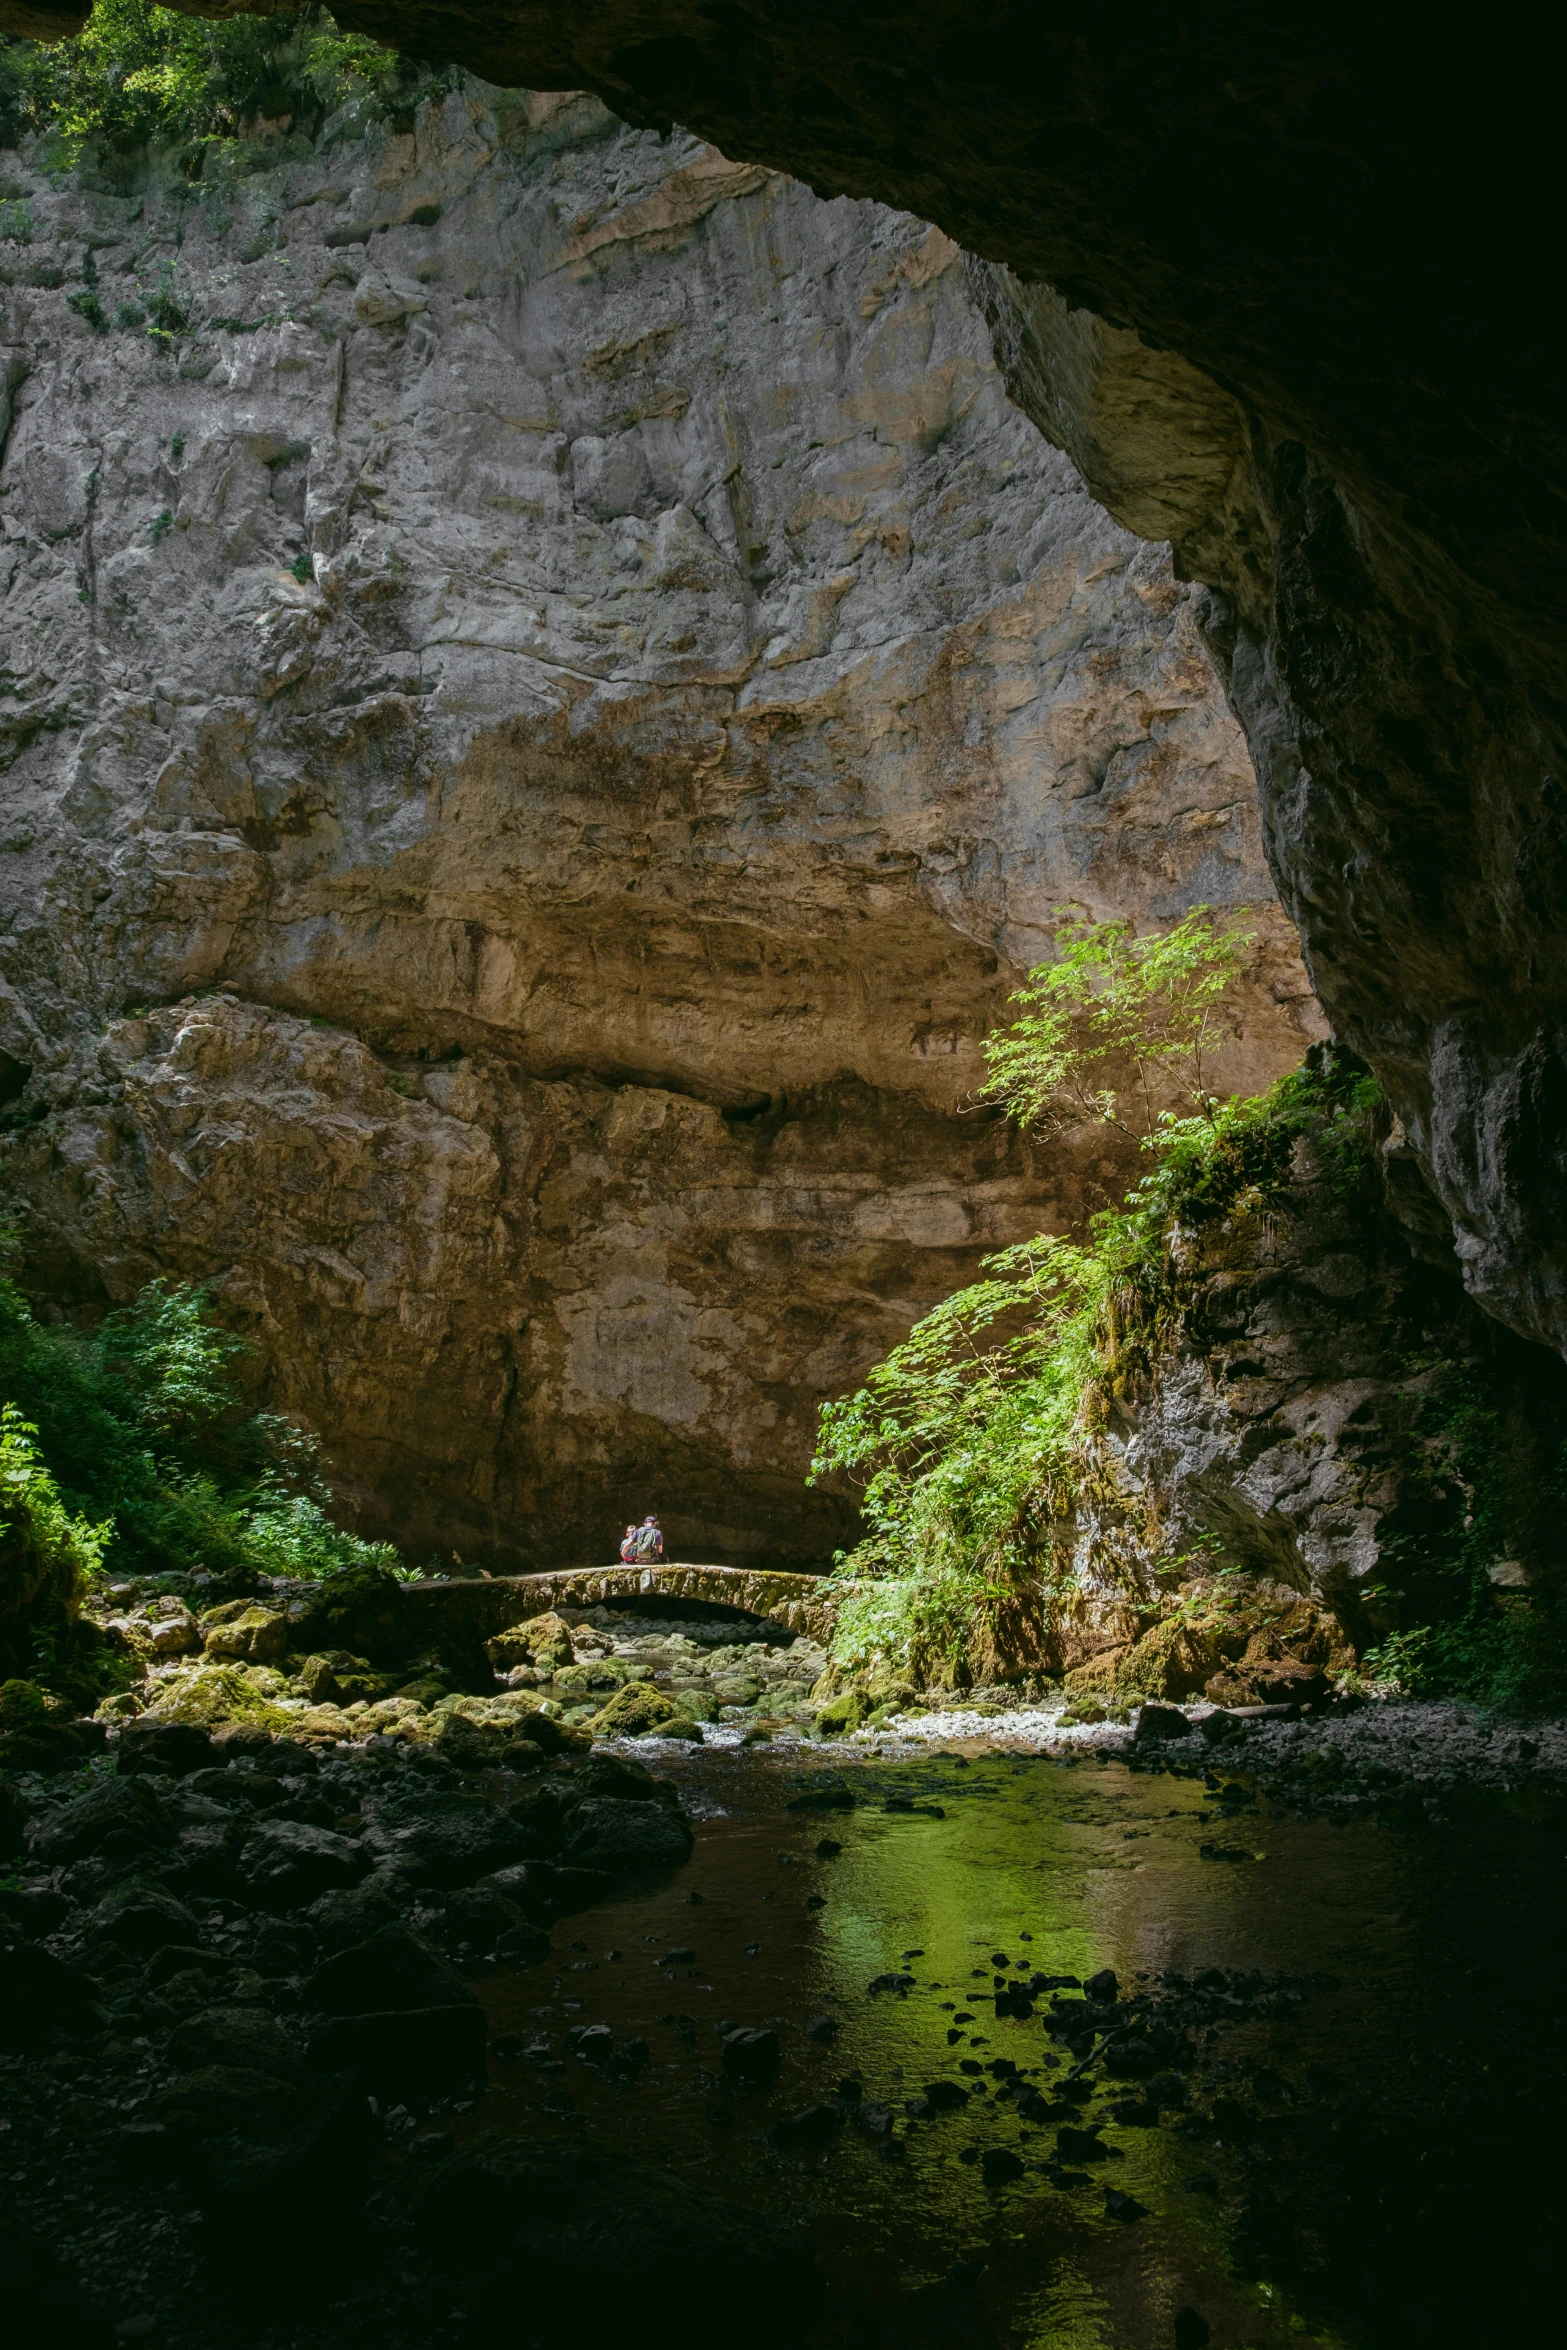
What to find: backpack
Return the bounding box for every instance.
[635,1523,663,1562]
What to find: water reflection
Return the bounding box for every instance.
[473,1744,1566,2348]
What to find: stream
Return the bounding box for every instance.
[466,1739,1564,2350]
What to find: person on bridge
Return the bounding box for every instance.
[618,1523,639,1564]
[635,1515,664,1563]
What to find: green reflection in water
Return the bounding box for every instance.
[474,1744,1565,2350]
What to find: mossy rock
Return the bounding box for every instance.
[488,1612,575,1673]
[202,1604,289,1665]
[0,1677,52,1732]
[555,1660,620,1697]
[658,1716,704,1743]
[588,1682,680,1738]
[671,1688,720,1723]
[814,1691,870,1737]
[144,1663,294,1732]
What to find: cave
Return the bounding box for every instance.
[4,16,1567,2350]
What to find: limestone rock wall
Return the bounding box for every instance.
[0,82,1318,1566]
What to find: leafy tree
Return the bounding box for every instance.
[0,3,402,164]
[978,904,1252,1140]
[814,1025,1381,1688]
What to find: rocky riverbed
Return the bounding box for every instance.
[7,1643,1567,2348]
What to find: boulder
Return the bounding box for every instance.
[27,1775,175,1868]
[564,1797,693,1875]
[169,2005,304,2080]
[1133,1703,1196,1744]
[360,1788,528,1886]
[117,1718,216,1777]
[305,1924,472,2015]
[430,1710,548,1771]
[90,1880,200,1957]
[587,1682,680,1738]
[814,1691,870,1737]
[138,1663,293,1733]
[304,1869,419,1952]
[201,1606,289,1665]
[427,1885,550,1966]
[239,1819,369,1911]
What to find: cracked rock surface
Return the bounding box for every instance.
[0,82,1315,1564]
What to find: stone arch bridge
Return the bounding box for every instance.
[399,1561,836,1648]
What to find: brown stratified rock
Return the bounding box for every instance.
[0,88,1313,1568]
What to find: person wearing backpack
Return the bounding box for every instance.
[618,1523,639,1564]
[635,1515,664,1563]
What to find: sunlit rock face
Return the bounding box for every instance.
[0,85,1317,1565]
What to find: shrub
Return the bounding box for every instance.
[0,1403,109,1681]
[0,1242,395,1586]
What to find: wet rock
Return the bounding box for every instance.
[786,1784,856,1812]
[806,2013,840,2042]
[981,2146,1026,2185]
[587,1681,681,1738]
[721,2026,781,2087]
[1056,2126,1110,2162]
[426,1884,550,1966]
[430,1710,548,1772]
[1174,2310,1212,2349]
[852,2100,895,2138]
[483,1859,615,1921]
[415,2128,823,2335]
[1104,2187,1149,2222]
[908,2080,970,2117]
[169,2004,303,2079]
[815,1837,844,1858]
[238,1818,368,1911]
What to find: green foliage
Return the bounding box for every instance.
[0,1244,394,1586]
[814,1033,1383,1685]
[1360,1371,1567,1714]
[290,550,313,584]
[0,3,404,165]
[0,1402,110,1624]
[979,904,1253,1139]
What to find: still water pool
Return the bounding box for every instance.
[472,1741,1566,2349]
